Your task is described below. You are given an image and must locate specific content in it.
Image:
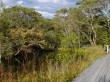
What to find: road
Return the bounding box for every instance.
[72,54,110,82]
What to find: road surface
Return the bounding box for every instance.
[72,54,110,82]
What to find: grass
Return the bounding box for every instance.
[1,46,105,82]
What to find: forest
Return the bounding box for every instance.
[0,0,109,82]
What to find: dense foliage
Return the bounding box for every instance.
[0,0,109,82]
[0,0,110,57]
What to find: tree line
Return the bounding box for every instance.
[0,0,110,58]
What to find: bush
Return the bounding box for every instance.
[55,53,70,62]
[1,46,105,82]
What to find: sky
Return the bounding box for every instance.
[2,0,77,18]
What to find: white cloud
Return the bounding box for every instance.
[37,11,54,18]
[34,6,42,9]
[37,0,67,4]
[2,0,76,18]
[45,6,52,10]
[17,0,24,5]
[5,5,10,8]
[2,0,12,3]
[34,5,52,10]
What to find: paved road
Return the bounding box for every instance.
[72,54,110,82]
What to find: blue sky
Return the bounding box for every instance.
[2,0,77,18]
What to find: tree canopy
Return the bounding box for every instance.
[1,0,110,57]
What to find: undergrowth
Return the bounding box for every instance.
[1,46,105,82]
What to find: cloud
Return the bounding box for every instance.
[33,6,42,9]
[28,0,77,18]
[5,5,10,8]
[2,0,12,3]
[37,11,54,18]
[17,0,24,5]
[37,0,67,4]
[37,0,58,3]
[34,5,52,10]
[2,0,77,18]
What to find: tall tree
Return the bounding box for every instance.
[76,0,100,45]
[96,0,110,31]
[0,6,43,29]
[0,6,45,59]
[54,8,79,48]
[55,8,69,37]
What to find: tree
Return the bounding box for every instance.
[41,19,61,49]
[67,8,85,47]
[0,6,43,29]
[0,6,46,59]
[54,8,80,48]
[75,0,100,46]
[75,0,110,46]
[55,8,69,37]
[96,0,110,31]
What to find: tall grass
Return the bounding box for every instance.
[1,46,105,82]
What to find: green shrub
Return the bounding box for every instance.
[74,48,90,61]
[55,53,70,62]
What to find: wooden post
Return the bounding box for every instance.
[105,45,109,53]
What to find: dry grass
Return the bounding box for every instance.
[1,46,105,82]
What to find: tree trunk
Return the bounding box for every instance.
[90,14,96,46]
[107,17,110,32]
